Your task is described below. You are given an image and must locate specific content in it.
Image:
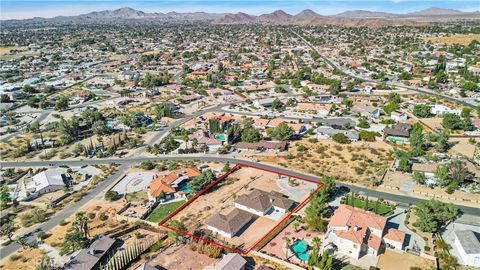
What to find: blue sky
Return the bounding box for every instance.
[1,0,479,20]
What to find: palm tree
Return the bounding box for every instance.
[285,238,291,259]
[292,221,300,232]
[311,236,322,251]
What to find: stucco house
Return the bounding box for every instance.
[454,230,480,267]
[234,189,294,216]
[323,205,405,260]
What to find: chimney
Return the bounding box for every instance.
[354,225,359,231]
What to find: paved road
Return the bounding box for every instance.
[2,156,479,216]
[294,31,478,109]
[0,164,129,259]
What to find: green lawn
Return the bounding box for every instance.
[341,197,395,216]
[146,200,186,222]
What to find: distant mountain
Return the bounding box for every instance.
[79,7,148,19]
[214,12,257,24]
[407,7,464,16]
[2,6,479,25]
[294,9,325,20]
[333,10,399,18]
[257,10,294,23]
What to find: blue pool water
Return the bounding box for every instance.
[177,181,190,194]
[105,120,114,127]
[290,240,309,261]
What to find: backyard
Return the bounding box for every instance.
[146,200,186,223]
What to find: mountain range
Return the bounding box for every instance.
[3,6,479,25]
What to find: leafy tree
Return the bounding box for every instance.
[241,128,261,143]
[0,185,12,209]
[359,130,376,141]
[436,129,450,153]
[357,117,370,128]
[92,120,110,136]
[267,122,294,141]
[413,105,432,118]
[162,136,180,153]
[412,172,426,185]
[104,190,119,201]
[397,156,411,172]
[55,96,69,111]
[166,220,187,244]
[435,165,450,187]
[61,230,87,255]
[409,123,425,153]
[449,160,472,185]
[331,133,349,144]
[271,97,284,111]
[305,191,329,232]
[442,113,463,130]
[383,101,399,115]
[188,169,216,194]
[413,200,458,233]
[0,221,15,241]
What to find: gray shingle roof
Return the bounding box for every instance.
[455,230,480,254]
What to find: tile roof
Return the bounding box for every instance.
[234,189,294,212]
[150,168,200,197]
[206,209,253,235]
[384,228,406,244]
[329,205,387,231]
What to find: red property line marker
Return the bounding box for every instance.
[158,163,325,255]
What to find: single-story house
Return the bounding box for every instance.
[235,140,287,152]
[234,189,294,216]
[27,169,67,195]
[148,168,201,201]
[206,209,253,238]
[204,253,247,270]
[454,230,480,267]
[64,235,116,270]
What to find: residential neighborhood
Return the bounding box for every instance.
[0,2,479,270]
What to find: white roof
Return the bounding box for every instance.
[30,169,66,191]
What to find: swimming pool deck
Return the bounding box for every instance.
[261,221,324,266]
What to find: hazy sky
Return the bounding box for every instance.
[1,0,479,20]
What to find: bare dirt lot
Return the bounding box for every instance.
[421,34,480,46]
[259,139,394,184]
[170,167,315,251]
[377,249,434,270]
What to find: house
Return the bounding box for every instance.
[266,118,285,128]
[148,168,201,201]
[411,163,438,179]
[287,123,306,135]
[205,209,253,238]
[351,105,383,119]
[296,103,332,116]
[454,230,480,267]
[316,126,359,141]
[235,140,287,152]
[204,253,247,270]
[383,123,412,143]
[323,205,405,260]
[253,118,270,130]
[234,189,294,216]
[188,130,223,152]
[429,105,461,115]
[390,111,408,122]
[64,235,116,270]
[27,169,67,195]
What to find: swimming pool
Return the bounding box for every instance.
[177,181,190,194]
[290,240,309,261]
